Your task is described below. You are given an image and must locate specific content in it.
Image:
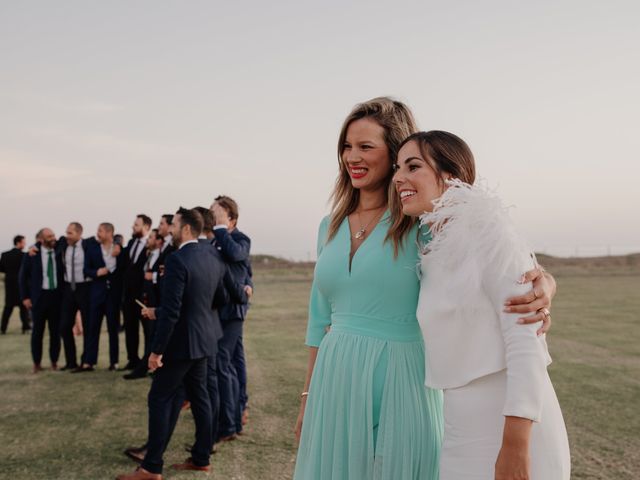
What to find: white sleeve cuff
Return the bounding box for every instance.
[213,225,228,230]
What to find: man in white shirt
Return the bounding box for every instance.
[18,228,63,373]
[124,229,162,380]
[59,222,92,371]
[121,214,152,371]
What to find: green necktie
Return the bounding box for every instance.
[47,250,56,289]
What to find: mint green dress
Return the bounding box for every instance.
[294,213,443,480]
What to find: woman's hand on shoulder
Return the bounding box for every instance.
[504,267,556,336]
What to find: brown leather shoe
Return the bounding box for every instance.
[115,466,162,480]
[32,364,43,374]
[170,457,210,472]
[217,433,237,443]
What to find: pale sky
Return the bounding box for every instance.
[1,1,638,259]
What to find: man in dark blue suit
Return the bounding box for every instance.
[0,235,30,334]
[210,195,253,440]
[117,208,238,480]
[76,223,124,372]
[56,222,93,370]
[18,228,64,373]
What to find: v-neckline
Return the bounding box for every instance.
[346,209,389,274]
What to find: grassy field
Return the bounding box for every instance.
[0,259,638,479]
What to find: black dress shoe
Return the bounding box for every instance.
[123,446,147,463]
[71,365,95,373]
[109,364,119,371]
[123,369,148,380]
[118,361,139,371]
[184,443,216,455]
[60,365,78,371]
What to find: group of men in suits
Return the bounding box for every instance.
[1,196,253,479]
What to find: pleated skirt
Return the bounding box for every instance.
[440,369,571,480]
[293,328,444,480]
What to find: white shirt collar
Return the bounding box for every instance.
[179,239,198,250]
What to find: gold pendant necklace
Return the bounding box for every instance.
[353,207,384,240]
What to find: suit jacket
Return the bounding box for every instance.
[83,238,125,303]
[0,247,25,304]
[18,242,64,305]
[122,237,149,298]
[151,241,248,361]
[154,243,176,306]
[211,228,253,321]
[56,236,94,284]
[142,249,162,307]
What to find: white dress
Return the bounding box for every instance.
[416,180,571,480]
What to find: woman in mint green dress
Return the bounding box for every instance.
[293,97,444,479]
[293,97,557,479]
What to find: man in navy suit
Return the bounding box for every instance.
[18,228,64,373]
[77,223,124,372]
[210,195,253,440]
[116,208,238,480]
[57,222,93,370]
[0,235,30,334]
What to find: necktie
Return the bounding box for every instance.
[71,245,76,291]
[145,251,153,271]
[47,251,56,290]
[130,239,139,262]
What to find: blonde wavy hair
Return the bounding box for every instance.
[327,97,418,256]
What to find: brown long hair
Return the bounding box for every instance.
[398,131,476,185]
[328,97,418,256]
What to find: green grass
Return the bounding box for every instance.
[0,265,638,479]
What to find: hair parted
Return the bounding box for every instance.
[329,96,419,256]
[398,130,476,186]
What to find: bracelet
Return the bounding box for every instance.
[301,391,309,398]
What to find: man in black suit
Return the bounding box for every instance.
[116,208,234,480]
[0,235,30,334]
[210,195,253,440]
[124,229,163,380]
[122,214,152,370]
[77,223,124,372]
[18,228,64,373]
[56,222,93,370]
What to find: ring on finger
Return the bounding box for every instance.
[539,307,551,320]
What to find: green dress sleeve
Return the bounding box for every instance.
[305,216,332,347]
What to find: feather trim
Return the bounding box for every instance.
[419,179,535,300]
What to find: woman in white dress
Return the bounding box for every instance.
[393,131,571,480]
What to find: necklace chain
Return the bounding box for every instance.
[353,206,385,240]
